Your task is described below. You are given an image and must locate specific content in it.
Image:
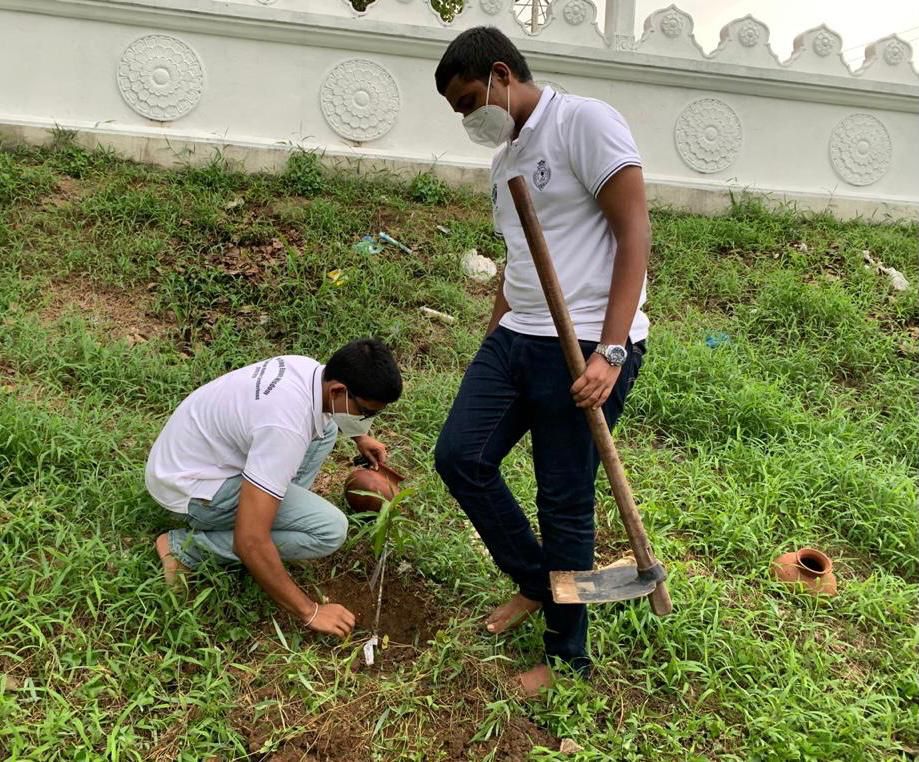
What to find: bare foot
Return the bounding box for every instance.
[156,533,190,587]
[512,664,554,698]
[485,592,541,634]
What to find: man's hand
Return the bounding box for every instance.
[353,435,387,469]
[235,480,356,637]
[306,603,356,638]
[570,354,620,409]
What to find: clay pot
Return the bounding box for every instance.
[343,464,405,513]
[771,547,837,596]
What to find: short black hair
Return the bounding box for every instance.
[435,26,532,96]
[324,338,402,404]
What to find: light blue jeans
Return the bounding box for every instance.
[167,422,347,569]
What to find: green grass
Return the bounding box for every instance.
[1,138,917,761]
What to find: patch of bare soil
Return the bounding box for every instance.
[491,717,558,760]
[234,697,558,762]
[269,716,381,762]
[42,177,88,209]
[431,716,559,762]
[40,275,173,344]
[231,544,556,761]
[233,695,368,762]
[316,566,444,648]
[204,236,288,283]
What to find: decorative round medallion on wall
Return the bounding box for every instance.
[883,41,906,65]
[737,22,760,47]
[674,98,742,173]
[813,31,835,57]
[660,12,684,38]
[479,0,504,15]
[320,59,400,143]
[117,34,204,122]
[562,0,588,26]
[829,114,891,186]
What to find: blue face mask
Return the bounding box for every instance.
[331,388,373,437]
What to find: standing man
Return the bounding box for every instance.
[146,338,402,639]
[433,27,651,695]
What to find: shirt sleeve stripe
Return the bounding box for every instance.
[591,159,642,197]
[242,472,285,500]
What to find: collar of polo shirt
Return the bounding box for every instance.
[511,86,556,149]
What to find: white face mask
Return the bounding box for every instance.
[331,388,373,438]
[462,71,515,148]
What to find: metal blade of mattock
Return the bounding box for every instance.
[506,175,672,615]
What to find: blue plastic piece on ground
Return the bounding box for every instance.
[705,331,731,348]
[352,235,383,256]
[378,231,413,254]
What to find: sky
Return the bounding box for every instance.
[632,0,919,67]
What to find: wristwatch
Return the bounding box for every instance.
[594,343,628,367]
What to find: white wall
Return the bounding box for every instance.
[1,0,917,219]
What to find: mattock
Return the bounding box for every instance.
[507,175,672,614]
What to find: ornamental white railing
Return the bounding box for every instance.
[1,0,917,217]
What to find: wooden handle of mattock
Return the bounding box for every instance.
[507,176,672,616]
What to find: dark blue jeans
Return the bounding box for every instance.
[435,326,644,674]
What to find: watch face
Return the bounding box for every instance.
[607,345,627,365]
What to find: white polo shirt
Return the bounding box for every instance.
[145,356,330,513]
[491,87,649,343]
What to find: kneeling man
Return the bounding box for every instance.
[145,338,402,638]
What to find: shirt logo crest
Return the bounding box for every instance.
[533,159,551,190]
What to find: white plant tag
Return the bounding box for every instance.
[363,636,378,666]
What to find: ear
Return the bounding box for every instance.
[492,62,512,85]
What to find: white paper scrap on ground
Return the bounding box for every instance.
[864,250,910,292]
[420,306,456,324]
[461,249,497,283]
[883,267,910,291]
[363,636,378,666]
